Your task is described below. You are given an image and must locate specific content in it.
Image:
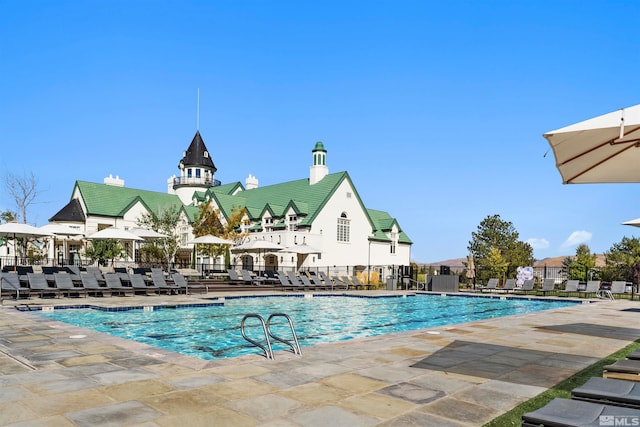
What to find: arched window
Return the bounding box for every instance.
[337,212,350,242]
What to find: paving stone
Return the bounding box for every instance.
[290,405,379,427]
[225,393,302,421]
[66,400,162,427]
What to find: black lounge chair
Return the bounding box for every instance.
[129,273,159,295]
[103,273,133,296]
[81,273,111,297]
[309,272,328,290]
[522,397,640,427]
[227,269,244,284]
[27,272,56,298]
[480,278,499,293]
[53,273,86,298]
[1,272,29,299]
[286,271,308,291]
[572,377,640,409]
[150,270,176,294]
[240,269,267,286]
[603,359,640,382]
[169,272,192,294]
[331,276,349,290]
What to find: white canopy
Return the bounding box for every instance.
[543,104,640,183]
[187,234,234,245]
[86,227,143,241]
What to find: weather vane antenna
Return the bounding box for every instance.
[197,88,200,131]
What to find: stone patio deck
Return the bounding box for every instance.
[1,292,638,426]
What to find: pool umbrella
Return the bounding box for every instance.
[0,222,52,270]
[39,223,84,266]
[623,218,640,228]
[543,104,640,184]
[232,239,282,273]
[86,227,143,268]
[466,253,476,287]
[187,234,234,245]
[282,244,322,270]
[129,228,169,239]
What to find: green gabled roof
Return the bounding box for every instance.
[183,205,200,223]
[192,191,207,203]
[74,181,183,218]
[367,208,413,245]
[273,219,286,229]
[226,172,363,228]
[210,181,244,196]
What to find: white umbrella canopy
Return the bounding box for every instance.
[543,104,640,184]
[86,227,143,241]
[187,234,234,245]
[232,239,283,252]
[129,228,169,239]
[39,223,84,237]
[0,222,52,269]
[622,218,640,228]
[282,244,322,255]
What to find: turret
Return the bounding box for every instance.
[309,141,328,185]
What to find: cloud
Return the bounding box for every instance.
[526,238,550,250]
[561,230,592,249]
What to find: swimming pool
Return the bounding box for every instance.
[35,294,579,360]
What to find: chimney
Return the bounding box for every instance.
[245,174,259,190]
[104,174,125,187]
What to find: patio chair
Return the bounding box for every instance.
[286,271,306,290]
[571,377,640,409]
[538,278,556,295]
[480,278,499,292]
[129,273,159,295]
[86,266,104,281]
[103,273,133,296]
[309,272,328,290]
[603,359,640,382]
[298,273,319,290]
[522,397,640,427]
[579,280,600,298]
[276,271,293,289]
[168,273,191,294]
[1,272,29,299]
[610,281,629,299]
[150,270,177,294]
[515,279,535,294]
[351,275,371,290]
[227,269,244,284]
[560,279,579,297]
[498,278,516,293]
[54,273,87,298]
[27,272,56,298]
[317,271,336,289]
[331,276,349,290]
[240,269,268,286]
[81,273,111,297]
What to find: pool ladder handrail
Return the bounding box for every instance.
[241,313,274,360]
[240,312,302,359]
[267,313,302,356]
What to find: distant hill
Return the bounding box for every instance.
[419,254,606,269]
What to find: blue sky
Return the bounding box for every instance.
[2,1,640,263]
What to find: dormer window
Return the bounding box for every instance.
[204,151,209,158]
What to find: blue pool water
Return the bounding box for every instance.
[36,294,578,360]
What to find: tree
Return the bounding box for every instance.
[84,239,125,268]
[600,236,640,283]
[1,210,17,223]
[468,214,535,284]
[192,203,246,268]
[485,247,509,282]
[4,171,42,224]
[137,206,183,270]
[562,243,597,281]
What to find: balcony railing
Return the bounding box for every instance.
[173,177,221,187]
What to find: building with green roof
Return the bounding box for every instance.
[49,132,412,276]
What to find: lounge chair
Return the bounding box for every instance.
[351,275,370,290]
[522,397,640,427]
[240,269,268,286]
[86,266,104,281]
[169,272,191,294]
[603,359,640,381]
[286,271,307,290]
[627,350,640,361]
[1,272,29,299]
[571,377,640,409]
[150,270,177,294]
[227,269,244,284]
[276,271,293,289]
[331,276,349,290]
[480,278,499,293]
[560,279,579,297]
[579,280,601,298]
[81,273,111,297]
[498,278,516,293]
[538,278,556,295]
[515,279,535,294]
[309,272,328,290]
[54,273,87,298]
[611,281,629,299]
[129,273,159,295]
[317,271,339,290]
[299,274,319,290]
[103,273,133,296]
[27,272,56,298]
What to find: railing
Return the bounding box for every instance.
[172,177,221,187]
